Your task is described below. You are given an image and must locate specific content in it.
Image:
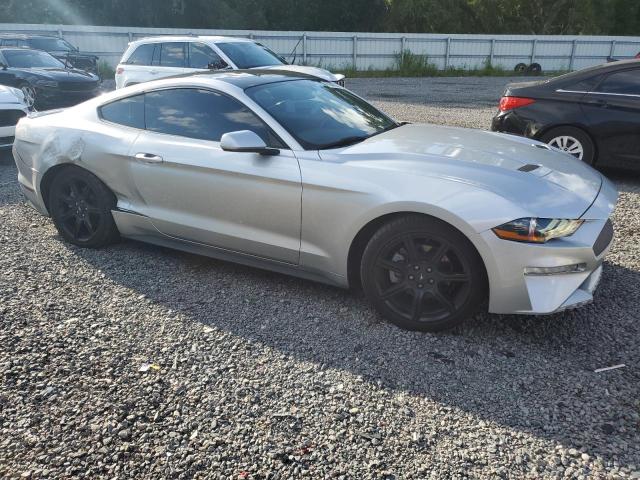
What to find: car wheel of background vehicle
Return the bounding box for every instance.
[514,63,527,73]
[360,215,487,332]
[541,126,595,165]
[526,63,542,75]
[19,83,36,109]
[48,167,120,248]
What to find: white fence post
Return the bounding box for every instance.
[444,37,451,69]
[569,39,577,70]
[302,33,307,65]
[609,39,616,59]
[530,38,537,64]
[489,38,495,65]
[352,35,357,68]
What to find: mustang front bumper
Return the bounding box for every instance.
[480,179,617,315]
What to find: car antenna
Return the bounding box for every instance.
[290,34,304,65]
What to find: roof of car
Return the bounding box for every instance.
[0,33,59,39]
[550,58,640,83]
[130,35,254,46]
[167,69,320,88]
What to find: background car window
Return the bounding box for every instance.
[144,88,282,146]
[127,44,155,66]
[99,95,145,129]
[28,38,74,52]
[595,70,640,95]
[1,39,20,47]
[188,42,225,69]
[3,49,64,68]
[159,42,186,67]
[216,42,286,69]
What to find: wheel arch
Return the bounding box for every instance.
[534,123,599,164]
[346,210,489,294]
[40,163,115,213]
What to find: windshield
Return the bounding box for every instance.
[246,79,398,150]
[29,37,74,52]
[3,49,65,68]
[217,42,286,69]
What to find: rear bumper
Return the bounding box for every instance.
[491,110,540,138]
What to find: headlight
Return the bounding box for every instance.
[35,80,58,88]
[492,218,584,243]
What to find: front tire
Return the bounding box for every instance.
[360,215,486,332]
[48,167,120,248]
[540,126,595,165]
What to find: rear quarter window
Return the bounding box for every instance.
[126,44,154,66]
[99,94,144,129]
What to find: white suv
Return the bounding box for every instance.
[115,35,345,89]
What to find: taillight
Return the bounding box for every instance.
[116,67,124,75]
[499,96,535,112]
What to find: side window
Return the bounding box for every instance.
[144,88,283,147]
[595,70,640,95]
[565,74,603,92]
[99,94,144,129]
[2,39,19,47]
[159,42,186,68]
[126,44,155,66]
[188,42,225,69]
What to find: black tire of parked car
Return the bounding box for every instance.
[540,126,596,165]
[48,167,120,248]
[360,215,487,332]
[526,62,543,75]
[514,63,528,73]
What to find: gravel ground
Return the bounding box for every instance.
[1,77,639,479]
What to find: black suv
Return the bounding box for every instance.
[0,34,98,74]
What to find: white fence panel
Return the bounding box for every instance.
[0,23,639,72]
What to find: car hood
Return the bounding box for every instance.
[254,64,344,82]
[319,124,607,219]
[25,67,99,82]
[0,85,26,106]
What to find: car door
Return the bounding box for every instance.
[128,87,302,264]
[581,68,640,165]
[188,42,228,71]
[151,42,191,80]
[120,42,156,86]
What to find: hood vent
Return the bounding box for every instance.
[518,164,541,172]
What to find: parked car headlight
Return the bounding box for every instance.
[492,218,583,243]
[35,80,59,88]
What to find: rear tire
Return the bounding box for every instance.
[48,167,120,248]
[540,126,595,165]
[360,215,486,332]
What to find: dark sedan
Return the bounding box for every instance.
[0,48,100,110]
[0,34,98,74]
[491,59,640,169]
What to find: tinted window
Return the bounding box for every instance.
[216,42,285,69]
[3,49,64,68]
[28,38,74,52]
[100,95,144,129]
[144,88,282,146]
[564,74,603,92]
[188,42,225,69]
[159,42,186,67]
[596,70,640,95]
[246,80,396,150]
[127,44,155,65]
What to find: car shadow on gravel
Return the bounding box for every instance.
[69,237,640,467]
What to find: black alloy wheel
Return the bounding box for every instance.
[361,215,486,331]
[48,167,119,248]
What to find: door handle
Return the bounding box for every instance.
[135,153,163,163]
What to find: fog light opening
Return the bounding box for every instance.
[524,263,587,276]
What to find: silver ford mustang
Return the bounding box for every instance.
[13,71,617,331]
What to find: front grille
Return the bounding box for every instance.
[0,109,26,127]
[336,79,346,87]
[59,81,99,92]
[593,219,614,257]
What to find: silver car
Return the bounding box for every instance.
[13,71,617,331]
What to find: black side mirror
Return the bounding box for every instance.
[0,63,7,70]
[207,60,228,70]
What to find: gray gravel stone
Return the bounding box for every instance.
[1,77,639,479]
